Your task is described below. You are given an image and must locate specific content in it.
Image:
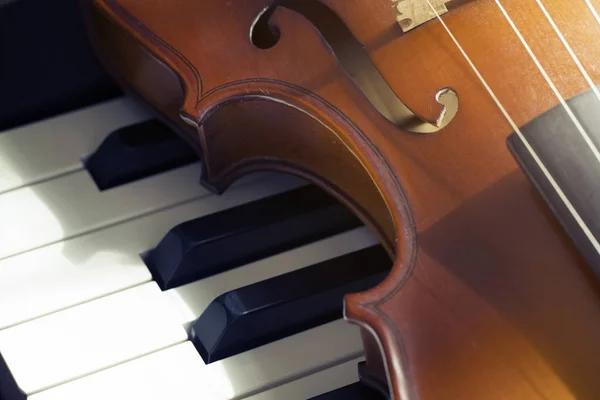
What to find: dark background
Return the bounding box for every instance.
[0,0,121,132]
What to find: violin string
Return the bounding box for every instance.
[494,0,600,165]
[423,0,600,254]
[535,0,600,103]
[583,0,600,28]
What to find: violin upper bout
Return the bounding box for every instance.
[81,0,419,261]
[82,0,204,138]
[191,78,414,255]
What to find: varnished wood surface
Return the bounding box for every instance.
[82,0,600,398]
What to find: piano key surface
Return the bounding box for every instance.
[0,98,146,194]
[85,119,198,190]
[0,95,381,399]
[0,227,374,397]
[191,245,389,363]
[247,358,362,400]
[28,319,363,400]
[28,352,367,400]
[166,227,378,332]
[24,350,371,400]
[0,163,287,260]
[0,282,188,395]
[0,173,305,331]
[146,184,363,290]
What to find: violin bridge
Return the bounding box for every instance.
[393,0,451,32]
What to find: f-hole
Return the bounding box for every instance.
[250,0,459,134]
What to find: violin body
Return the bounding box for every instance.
[81,0,600,398]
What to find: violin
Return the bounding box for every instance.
[80,0,600,398]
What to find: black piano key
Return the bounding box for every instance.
[190,245,391,363]
[0,351,25,400]
[84,119,198,190]
[144,185,364,290]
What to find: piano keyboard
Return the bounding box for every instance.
[0,97,387,399]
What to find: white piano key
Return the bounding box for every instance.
[0,282,188,396]
[193,319,363,398]
[30,320,364,400]
[0,163,201,260]
[0,97,149,194]
[0,162,284,260]
[0,173,307,330]
[28,342,206,400]
[246,358,363,400]
[0,173,375,397]
[166,226,379,331]
[3,223,376,398]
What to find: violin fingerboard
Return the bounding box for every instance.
[507,85,600,280]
